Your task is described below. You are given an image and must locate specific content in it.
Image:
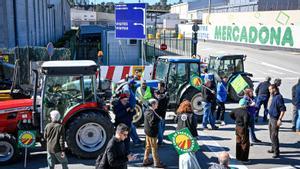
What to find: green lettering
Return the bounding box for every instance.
[233,26,240,41]
[281,27,294,47]
[227,26,232,41]
[222,26,227,41]
[240,26,248,42]
[259,26,269,44]
[214,26,222,40]
[249,26,258,43]
[270,27,281,45]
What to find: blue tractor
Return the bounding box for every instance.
[115,56,207,126]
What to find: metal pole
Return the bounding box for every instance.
[24,147,27,168]
[208,0,211,14]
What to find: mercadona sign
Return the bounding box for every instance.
[211,25,298,48]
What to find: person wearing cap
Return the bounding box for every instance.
[202,77,218,130]
[268,84,286,158]
[291,79,300,132]
[122,79,142,145]
[44,110,68,169]
[255,76,272,122]
[229,98,250,163]
[143,99,166,168]
[112,93,135,154]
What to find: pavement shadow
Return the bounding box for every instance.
[248,156,300,167]
[199,135,232,141]
[200,144,230,153]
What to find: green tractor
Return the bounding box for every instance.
[207,54,253,102]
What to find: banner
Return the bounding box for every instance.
[168,128,199,155]
[230,75,249,94]
[190,75,204,91]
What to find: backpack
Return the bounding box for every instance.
[95,150,108,169]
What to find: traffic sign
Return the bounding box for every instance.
[160,44,167,50]
[18,130,36,148]
[115,3,146,39]
[192,24,199,32]
[47,42,54,58]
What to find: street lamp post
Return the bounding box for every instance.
[133,6,146,66]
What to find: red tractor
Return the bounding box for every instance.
[0,60,114,164]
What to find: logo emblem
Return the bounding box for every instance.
[18,130,36,148]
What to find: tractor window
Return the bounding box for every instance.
[235,59,244,72]
[190,63,200,78]
[83,75,96,102]
[43,76,84,123]
[155,60,169,81]
[177,63,186,83]
[220,59,235,77]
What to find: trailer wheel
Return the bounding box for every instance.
[66,112,114,158]
[0,134,19,165]
[132,103,144,127]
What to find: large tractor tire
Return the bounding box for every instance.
[181,90,204,116]
[0,133,19,165]
[229,76,253,102]
[66,112,114,158]
[132,103,144,127]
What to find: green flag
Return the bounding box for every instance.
[230,74,249,94]
[167,128,200,155]
[190,74,204,91]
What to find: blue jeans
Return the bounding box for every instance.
[256,95,269,118]
[202,102,216,128]
[158,119,166,144]
[249,115,257,142]
[296,109,300,131]
[130,123,141,144]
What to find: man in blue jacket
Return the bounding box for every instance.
[255,76,272,122]
[216,76,228,125]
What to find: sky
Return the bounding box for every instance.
[91,0,187,5]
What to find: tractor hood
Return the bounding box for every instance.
[0,99,33,112]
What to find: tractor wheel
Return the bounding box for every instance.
[0,133,19,165]
[229,76,253,102]
[132,103,144,127]
[66,112,114,158]
[182,91,204,116]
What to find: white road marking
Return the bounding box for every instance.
[252,77,299,80]
[270,166,296,169]
[198,131,248,169]
[267,69,285,75]
[261,62,300,75]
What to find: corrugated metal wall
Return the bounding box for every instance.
[0,0,71,49]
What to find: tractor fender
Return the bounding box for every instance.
[63,106,111,125]
[178,84,199,103]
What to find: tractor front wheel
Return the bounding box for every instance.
[66,112,114,158]
[132,103,144,127]
[0,133,19,165]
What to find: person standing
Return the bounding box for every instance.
[122,79,142,145]
[244,88,262,144]
[136,80,154,102]
[255,76,271,122]
[229,98,250,162]
[208,152,231,169]
[202,78,218,130]
[143,99,165,168]
[216,76,228,126]
[175,100,198,137]
[44,110,68,169]
[155,81,169,145]
[295,81,300,134]
[112,94,135,154]
[268,84,286,158]
[96,123,135,169]
[291,79,300,131]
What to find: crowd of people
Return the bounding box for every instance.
[43,75,300,169]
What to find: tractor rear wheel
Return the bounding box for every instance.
[66,112,114,158]
[0,133,19,165]
[181,90,204,116]
[132,103,144,127]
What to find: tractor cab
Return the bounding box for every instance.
[207,54,253,102]
[154,56,204,113]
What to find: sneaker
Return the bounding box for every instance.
[154,162,166,168]
[143,159,153,166]
[291,126,296,132]
[211,126,219,130]
[220,121,226,126]
[272,154,280,158]
[267,150,274,153]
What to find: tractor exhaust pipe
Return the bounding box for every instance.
[32,69,40,127]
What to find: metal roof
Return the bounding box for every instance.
[158,56,200,63]
[42,60,97,75]
[79,25,114,35]
[188,0,228,11]
[42,60,96,68]
[209,54,246,60]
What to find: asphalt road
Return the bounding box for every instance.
[1,42,300,169]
